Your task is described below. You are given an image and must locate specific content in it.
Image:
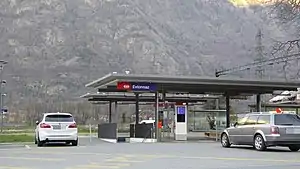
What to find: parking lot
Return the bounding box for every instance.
[0,137,300,169]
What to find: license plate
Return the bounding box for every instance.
[52,125,61,130]
[286,128,300,134]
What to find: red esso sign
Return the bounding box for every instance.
[117,82,131,90]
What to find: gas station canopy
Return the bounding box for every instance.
[81,92,219,102]
[85,73,300,95]
[83,73,300,141]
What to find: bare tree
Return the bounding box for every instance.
[271,39,300,80]
[268,0,300,79]
[271,0,300,23]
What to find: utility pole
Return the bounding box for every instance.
[0,60,7,133]
[255,28,265,79]
[254,28,264,111]
[215,28,270,77]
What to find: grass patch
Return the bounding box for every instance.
[78,127,95,133]
[2,125,97,134]
[2,129,95,134]
[0,134,33,143]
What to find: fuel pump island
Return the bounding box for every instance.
[116,81,189,141]
[83,73,300,143]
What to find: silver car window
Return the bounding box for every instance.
[245,115,259,125]
[274,114,300,125]
[237,114,249,125]
[257,115,271,124]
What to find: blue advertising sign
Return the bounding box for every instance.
[131,83,157,91]
[177,106,186,115]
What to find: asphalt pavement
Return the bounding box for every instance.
[0,137,300,169]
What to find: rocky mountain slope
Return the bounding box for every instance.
[0,0,297,105]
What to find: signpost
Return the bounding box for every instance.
[0,60,7,133]
[131,83,157,92]
[117,82,157,92]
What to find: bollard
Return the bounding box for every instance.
[89,124,92,143]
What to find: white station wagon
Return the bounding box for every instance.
[35,112,78,147]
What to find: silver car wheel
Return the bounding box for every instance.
[221,134,228,146]
[255,136,262,150]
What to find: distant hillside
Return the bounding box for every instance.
[0,0,297,105]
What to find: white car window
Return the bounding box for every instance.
[45,114,74,122]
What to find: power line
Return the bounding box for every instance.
[215,53,300,77]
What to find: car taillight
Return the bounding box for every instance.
[271,126,279,134]
[40,123,51,128]
[68,123,77,128]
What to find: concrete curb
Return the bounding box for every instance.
[0,142,33,145]
[0,144,28,150]
[160,140,218,143]
[78,135,97,138]
[100,138,117,143]
[128,138,157,143]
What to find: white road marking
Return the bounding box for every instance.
[0,156,64,161]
